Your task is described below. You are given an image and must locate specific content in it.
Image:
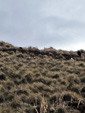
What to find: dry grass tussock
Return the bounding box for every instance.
[0,41,85,113]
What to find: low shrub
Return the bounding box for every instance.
[62,94,72,101]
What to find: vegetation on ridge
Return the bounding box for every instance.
[0,41,85,113]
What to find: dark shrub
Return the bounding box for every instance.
[81,77,85,83]
[21,79,26,84]
[74,79,80,84]
[25,75,33,83]
[5,95,14,101]
[25,107,36,113]
[52,74,59,79]
[36,96,42,106]
[71,87,79,94]
[0,74,6,80]
[28,96,36,106]
[81,87,85,97]
[49,107,55,113]
[11,102,21,109]
[81,87,85,93]
[17,90,28,95]
[60,81,66,85]
[0,95,4,103]
[21,96,29,103]
[57,108,65,113]
[50,95,57,103]
[79,63,84,67]
[16,53,24,58]
[77,51,81,57]
[63,94,72,101]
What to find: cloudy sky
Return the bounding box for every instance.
[0,0,85,50]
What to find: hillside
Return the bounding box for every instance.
[0,41,85,113]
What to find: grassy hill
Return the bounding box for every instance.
[0,41,85,113]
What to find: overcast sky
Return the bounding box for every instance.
[0,0,85,50]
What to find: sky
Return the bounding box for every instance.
[0,0,85,51]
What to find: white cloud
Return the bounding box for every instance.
[41,0,85,22]
[0,0,85,50]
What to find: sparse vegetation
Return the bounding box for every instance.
[0,41,85,113]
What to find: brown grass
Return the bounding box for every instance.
[0,41,85,113]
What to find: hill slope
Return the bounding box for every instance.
[0,41,85,113]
